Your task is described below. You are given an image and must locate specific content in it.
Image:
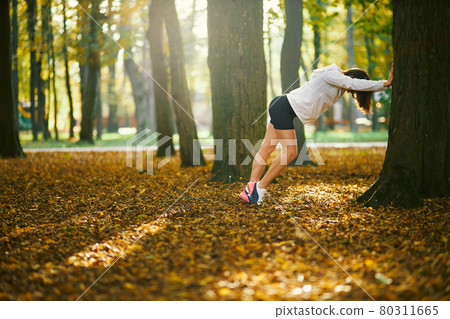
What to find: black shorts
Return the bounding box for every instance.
[268,95,297,130]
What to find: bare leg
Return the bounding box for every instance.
[258,128,298,189]
[249,123,279,183]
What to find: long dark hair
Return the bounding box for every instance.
[343,68,373,114]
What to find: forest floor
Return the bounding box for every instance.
[0,148,448,301]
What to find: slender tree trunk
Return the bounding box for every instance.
[11,0,19,130]
[40,0,50,140]
[208,0,267,182]
[26,0,38,141]
[164,0,206,167]
[280,0,302,93]
[78,0,89,136]
[267,21,276,99]
[107,63,119,132]
[96,68,102,140]
[36,58,50,139]
[106,0,119,133]
[124,58,152,132]
[347,5,357,132]
[79,1,101,143]
[47,0,58,140]
[358,0,449,208]
[280,0,315,166]
[148,0,175,156]
[62,0,75,138]
[1,0,24,158]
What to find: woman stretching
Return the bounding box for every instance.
[239,63,394,205]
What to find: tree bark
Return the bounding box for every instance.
[62,0,75,138]
[357,0,449,208]
[0,0,24,158]
[11,0,19,130]
[79,1,101,143]
[207,0,267,182]
[148,0,175,157]
[95,68,102,140]
[106,0,119,133]
[26,0,38,141]
[40,0,50,140]
[124,58,152,133]
[47,0,58,140]
[280,0,315,166]
[107,63,119,133]
[164,0,206,167]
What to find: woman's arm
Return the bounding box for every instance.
[324,64,393,92]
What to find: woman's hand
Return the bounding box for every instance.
[384,63,394,87]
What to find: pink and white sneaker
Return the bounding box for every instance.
[239,181,257,203]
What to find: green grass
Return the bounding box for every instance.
[307,130,388,143]
[20,129,387,149]
[20,129,214,149]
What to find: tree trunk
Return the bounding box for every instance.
[164,0,206,167]
[0,0,24,158]
[347,5,357,132]
[40,0,50,140]
[148,0,175,157]
[36,58,50,140]
[106,0,119,133]
[79,2,101,143]
[96,68,102,140]
[207,0,267,182]
[280,0,315,166]
[280,0,302,93]
[47,0,58,140]
[357,0,449,208]
[11,0,19,130]
[267,21,276,99]
[78,0,89,137]
[62,0,75,138]
[26,0,38,141]
[107,63,119,133]
[124,58,153,133]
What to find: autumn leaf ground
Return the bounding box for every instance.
[0,148,448,301]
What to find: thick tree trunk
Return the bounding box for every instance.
[26,0,38,141]
[79,2,100,143]
[0,0,24,158]
[357,0,449,208]
[148,0,175,157]
[207,0,267,182]
[164,0,206,167]
[62,0,75,138]
[280,0,315,167]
